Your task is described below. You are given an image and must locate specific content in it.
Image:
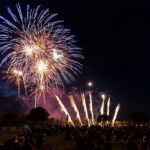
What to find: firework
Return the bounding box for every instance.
[89,92,94,125]
[0,4,83,104]
[106,97,110,125]
[81,93,90,126]
[112,104,120,126]
[55,95,75,127]
[52,90,120,127]
[69,95,83,126]
[107,97,110,116]
[100,94,105,115]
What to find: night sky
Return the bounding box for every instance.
[0,0,150,119]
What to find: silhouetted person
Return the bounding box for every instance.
[141,136,149,150]
[22,137,34,150]
[125,136,138,150]
[104,135,112,150]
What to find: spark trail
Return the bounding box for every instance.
[112,104,120,126]
[69,95,83,126]
[89,92,94,125]
[81,93,90,127]
[106,97,110,124]
[100,94,105,115]
[107,97,110,116]
[55,95,75,127]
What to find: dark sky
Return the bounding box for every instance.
[0,0,150,119]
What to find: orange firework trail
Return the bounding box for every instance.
[69,95,83,126]
[81,93,90,127]
[89,92,94,125]
[107,97,110,116]
[54,92,120,127]
[106,97,110,125]
[100,94,105,115]
[6,68,27,97]
[55,96,75,127]
[112,104,120,126]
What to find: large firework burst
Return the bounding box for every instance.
[0,3,83,100]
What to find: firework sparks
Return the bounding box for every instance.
[112,104,120,126]
[0,3,83,103]
[36,60,48,74]
[7,68,26,97]
[69,95,83,126]
[12,69,23,76]
[107,97,110,116]
[53,48,63,60]
[106,97,110,125]
[55,95,75,127]
[81,93,90,127]
[89,92,94,125]
[100,94,105,115]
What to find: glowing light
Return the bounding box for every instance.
[56,95,75,127]
[53,49,63,60]
[36,60,48,73]
[81,93,90,127]
[40,85,45,91]
[112,104,120,126]
[101,94,105,99]
[12,69,23,76]
[69,95,83,126]
[89,92,94,125]
[88,82,93,87]
[99,94,106,115]
[23,46,33,56]
[107,97,110,116]
[100,99,105,115]
[32,44,41,51]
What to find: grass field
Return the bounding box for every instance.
[0,127,126,150]
[0,127,22,145]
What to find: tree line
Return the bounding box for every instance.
[0,106,148,126]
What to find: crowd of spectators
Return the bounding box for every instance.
[1,124,150,150]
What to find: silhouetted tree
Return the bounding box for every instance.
[27,107,49,123]
[128,112,148,125]
[2,112,20,126]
